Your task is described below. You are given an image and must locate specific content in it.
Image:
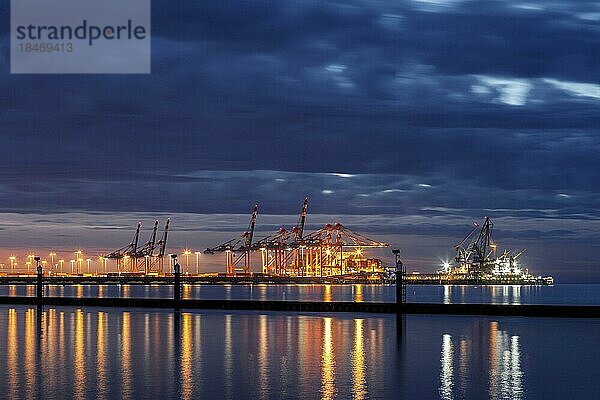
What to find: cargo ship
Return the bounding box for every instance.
[401,216,554,285]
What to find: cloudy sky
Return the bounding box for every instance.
[2,0,600,281]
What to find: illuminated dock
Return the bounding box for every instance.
[0,274,392,285]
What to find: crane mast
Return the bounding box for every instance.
[149,220,159,254]
[158,218,170,257]
[132,222,141,256]
[244,204,258,248]
[295,197,308,241]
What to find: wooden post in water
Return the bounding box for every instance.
[172,254,181,311]
[35,256,43,304]
[392,249,405,311]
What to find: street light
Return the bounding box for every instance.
[98,256,106,274]
[49,252,56,271]
[183,249,191,274]
[74,250,82,273]
[195,252,201,275]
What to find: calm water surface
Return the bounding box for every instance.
[1,284,599,305]
[0,306,597,399]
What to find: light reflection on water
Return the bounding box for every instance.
[488,325,523,400]
[2,283,599,305]
[352,319,367,400]
[0,307,597,399]
[439,321,524,400]
[321,317,335,400]
[439,333,454,399]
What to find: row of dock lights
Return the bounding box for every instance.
[4,246,372,275]
[1,251,98,274]
[1,248,203,275]
[28,253,185,309]
[182,250,202,274]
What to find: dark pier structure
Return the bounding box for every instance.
[1,296,599,318]
[3,252,597,319]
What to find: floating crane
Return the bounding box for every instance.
[204,204,258,276]
[453,216,496,274]
[451,216,529,277]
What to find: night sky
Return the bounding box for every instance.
[2,1,600,281]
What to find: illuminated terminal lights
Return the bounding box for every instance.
[204,199,389,277]
[0,200,390,278]
[442,216,540,279]
[406,216,554,285]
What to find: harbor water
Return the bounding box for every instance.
[0,306,597,399]
[1,284,600,305]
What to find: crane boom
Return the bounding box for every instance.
[296,197,308,241]
[245,204,258,248]
[132,222,141,255]
[513,248,526,260]
[158,218,170,256]
[149,220,159,254]
[455,223,480,249]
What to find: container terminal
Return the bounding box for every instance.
[0,199,553,285]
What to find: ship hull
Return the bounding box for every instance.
[404,273,553,285]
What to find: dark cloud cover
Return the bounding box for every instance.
[1,0,600,280]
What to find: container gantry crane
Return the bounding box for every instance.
[204,198,389,277]
[255,198,309,276]
[204,204,258,276]
[104,219,170,273]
